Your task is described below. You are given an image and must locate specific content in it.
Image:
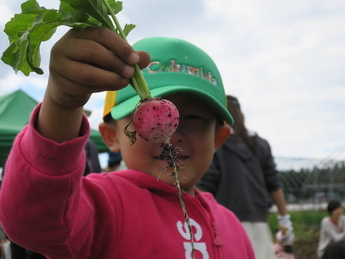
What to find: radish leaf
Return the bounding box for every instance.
[62,0,114,30]
[1,0,136,76]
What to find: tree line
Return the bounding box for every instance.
[278,161,345,203]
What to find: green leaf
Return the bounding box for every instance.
[61,0,114,30]
[21,0,47,14]
[2,12,42,75]
[107,0,123,15]
[4,13,37,42]
[58,2,90,24]
[123,24,136,37]
[2,42,23,74]
[25,10,62,73]
[1,0,137,76]
[58,2,102,28]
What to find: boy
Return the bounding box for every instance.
[0,27,254,258]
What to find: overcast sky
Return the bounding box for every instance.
[1,0,345,162]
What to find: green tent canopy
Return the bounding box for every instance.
[0,89,108,166]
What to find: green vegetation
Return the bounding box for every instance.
[2,0,151,101]
[269,210,327,235]
[2,0,132,75]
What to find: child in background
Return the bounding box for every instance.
[0,27,254,259]
[273,226,295,259]
[103,151,125,172]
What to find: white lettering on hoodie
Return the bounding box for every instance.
[177,218,209,259]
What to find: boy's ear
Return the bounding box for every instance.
[99,122,121,152]
[214,124,231,150]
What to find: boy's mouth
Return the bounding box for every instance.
[154,155,189,161]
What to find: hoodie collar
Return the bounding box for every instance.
[112,169,188,196]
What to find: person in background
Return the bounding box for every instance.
[273,226,295,259]
[84,139,102,175]
[103,151,125,172]
[197,95,293,259]
[317,200,345,259]
[10,243,45,259]
[0,225,11,259]
[83,110,102,175]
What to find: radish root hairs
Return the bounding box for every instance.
[158,143,196,258]
[125,98,197,258]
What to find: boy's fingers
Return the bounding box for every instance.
[53,37,135,79]
[50,55,130,92]
[69,27,139,66]
[136,51,151,70]
[48,26,150,107]
[55,27,152,79]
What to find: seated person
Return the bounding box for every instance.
[317,200,345,259]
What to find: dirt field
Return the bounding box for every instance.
[292,226,320,259]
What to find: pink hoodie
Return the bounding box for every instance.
[0,105,254,259]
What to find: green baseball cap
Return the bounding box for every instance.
[103,37,234,124]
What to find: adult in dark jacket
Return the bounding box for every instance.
[84,139,102,175]
[197,95,293,259]
[83,110,102,175]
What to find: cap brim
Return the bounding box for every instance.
[111,85,234,124]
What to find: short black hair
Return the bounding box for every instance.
[327,200,341,214]
[103,113,114,123]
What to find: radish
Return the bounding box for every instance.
[133,98,179,144]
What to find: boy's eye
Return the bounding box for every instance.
[184,114,204,120]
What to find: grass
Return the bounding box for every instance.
[268,210,328,259]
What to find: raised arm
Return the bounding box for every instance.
[37,27,148,142]
[0,27,150,257]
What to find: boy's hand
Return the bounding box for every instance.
[37,27,150,142]
[47,27,150,109]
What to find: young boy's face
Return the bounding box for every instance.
[103,94,230,195]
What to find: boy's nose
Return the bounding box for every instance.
[169,127,185,145]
